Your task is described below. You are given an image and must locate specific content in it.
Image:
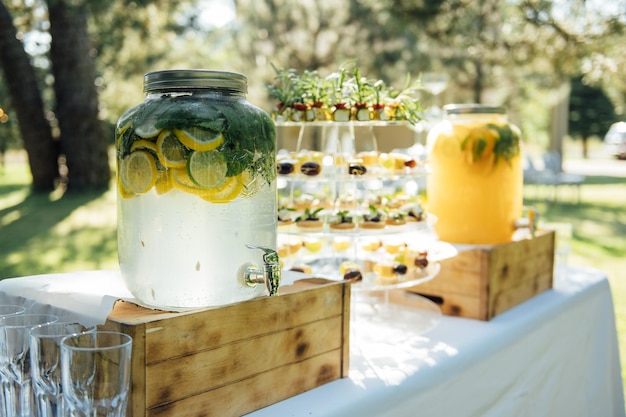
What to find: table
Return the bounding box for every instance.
[248,266,625,417]
[0,266,623,417]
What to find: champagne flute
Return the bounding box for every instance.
[421,72,449,120]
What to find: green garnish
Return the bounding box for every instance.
[296,207,323,222]
[489,123,520,164]
[130,95,276,186]
[336,210,353,223]
[460,123,520,166]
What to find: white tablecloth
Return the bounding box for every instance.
[0,267,623,417]
[248,266,625,417]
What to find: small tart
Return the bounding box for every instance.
[278,219,294,227]
[360,221,385,229]
[330,221,356,230]
[289,265,313,274]
[339,261,361,276]
[277,207,296,227]
[385,217,406,226]
[401,203,425,222]
[296,219,324,229]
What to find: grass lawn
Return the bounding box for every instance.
[0,154,119,277]
[524,176,626,396]
[1,148,625,404]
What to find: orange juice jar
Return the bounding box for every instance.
[426,104,523,244]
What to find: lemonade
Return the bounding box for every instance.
[116,70,277,308]
[118,186,276,307]
[426,105,522,245]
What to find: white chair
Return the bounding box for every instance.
[541,151,585,202]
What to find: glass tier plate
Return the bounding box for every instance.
[281,240,455,281]
[274,120,414,128]
[351,262,440,292]
[278,218,434,237]
[351,290,442,340]
[277,167,429,182]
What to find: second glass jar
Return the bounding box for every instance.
[426,104,523,245]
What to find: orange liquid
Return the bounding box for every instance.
[426,118,523,244]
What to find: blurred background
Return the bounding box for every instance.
[1,0,625,192]
[0,0,625,395]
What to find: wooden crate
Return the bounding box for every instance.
[100,278,351,417]
[408,230,555,321]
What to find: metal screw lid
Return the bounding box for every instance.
[444,104,505,115]
[143,69,247,93]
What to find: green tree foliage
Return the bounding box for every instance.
[230,0,443,107]
[0,0,194,191]
[568,76,619,157]
[2,0,626,185]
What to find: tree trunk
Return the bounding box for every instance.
[48,0,110,191]
[474,59,483,103]
[0,2,59,192]
[549,81,570,160]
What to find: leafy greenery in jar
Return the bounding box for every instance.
[115,93,276,201]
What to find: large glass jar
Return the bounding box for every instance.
[426,104,523,245]
[116,70,277,308]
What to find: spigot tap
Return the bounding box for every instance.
[243,245,281,296]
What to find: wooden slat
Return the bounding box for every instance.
[486,231,554,318]
[407,230,555,321]
[340,281,351,377]
[417,290,482,320]
[415,250,488,295]
[145,316,343,407]
[103,279,351,417]
[490,271,554,318]
[146,350,343,417]
[144,283,346,364]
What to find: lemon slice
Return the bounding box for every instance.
[117,171,135,199]
[134,122,161,139]
[435,133,463,160]
[378,153,395,170]
[171,167,204,195]
[332,237,351,252]
[130,139,158,153]
[156,131,187,168]
[171,167,242,202]
[115,108,136,143]
[187,150,228,189]
[116,120,132,137]
[174,127,224,152]
[120,150,157,194]
[200,175,243,203]
[154,170,173,195]
[303,239,323,253]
